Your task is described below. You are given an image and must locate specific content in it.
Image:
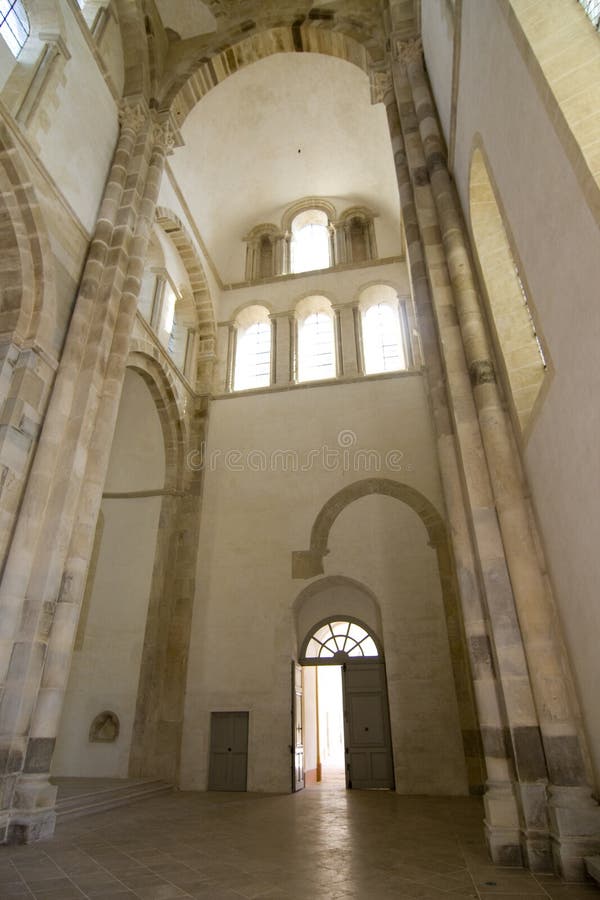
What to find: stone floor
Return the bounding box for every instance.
[1,776,599,900]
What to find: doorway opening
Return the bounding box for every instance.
[292,617,395,793]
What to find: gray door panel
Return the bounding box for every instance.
[342,662,394,790]
[208,711,249,791]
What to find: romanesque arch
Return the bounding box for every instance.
[164,22,379,126]
[292,478,484,792]
[154,206,216,390]
[127,340,188,490]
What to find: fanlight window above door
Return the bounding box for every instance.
[301,619,380,663]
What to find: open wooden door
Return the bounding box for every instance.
[342,661,394,789]
[291,662,305,791]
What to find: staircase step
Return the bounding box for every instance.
[54,779,173,822]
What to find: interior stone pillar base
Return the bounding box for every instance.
[5,774,57,843]
[514,782,552,873]
[548,787,600,881]
[484,782,523,866]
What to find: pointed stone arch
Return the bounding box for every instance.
[154,206,216,391]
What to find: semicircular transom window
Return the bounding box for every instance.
[302,620,379,662]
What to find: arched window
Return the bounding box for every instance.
[234,305,272,391]
[291,209,331,274]
[0,1,29,56]
[296,296,336,383]
[578,0,600,30]
[301,618,380,664]
[360,285,408,375]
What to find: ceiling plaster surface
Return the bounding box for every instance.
[170,53,401,283]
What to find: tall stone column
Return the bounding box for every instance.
[381,75,524,866]
[269,312,294,386]
[391,35,600,877]
[0,100,172,842]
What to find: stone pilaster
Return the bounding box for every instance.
[0,100,171,843]
[391,37,600,876]
[383,74,527,868]
[332,304,360,377]
[269,312,294,386]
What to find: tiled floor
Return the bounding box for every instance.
[1,778,598,900]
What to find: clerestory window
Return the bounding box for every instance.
[296,296,336,383]
[234,305,272,391]
[360,285,409,375]
[290,209,331,274]
[578,0,600,30]
[0,0,29,56]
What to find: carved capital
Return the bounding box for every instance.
[152,120,176,155]
[395,37,423,68]
[118,100,147,134]
[369,68,392,105]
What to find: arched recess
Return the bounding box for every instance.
[469,143,547,435]
[165,23,377,126]
[127,344,187,490]
[293,478,445,579]
[154,206,216,390]
[292,478,485,793]
[293,575,383,656]
[53,366,168,779]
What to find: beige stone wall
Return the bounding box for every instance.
[180,375,469,795]
[422,0,600,786]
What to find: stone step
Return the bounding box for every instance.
[585,856,600,886]
[54,779,173,822]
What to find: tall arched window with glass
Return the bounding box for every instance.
[234,306,272,391]
[296,296,337,383]
[0,0,29,56]
[290,210,331,274]
[360,286,409,375]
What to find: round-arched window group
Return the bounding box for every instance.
[232,285,410,392]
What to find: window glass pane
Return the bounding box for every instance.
[360,637,378,657]
[298,312,335,382]
[578,0,600,30]
[363,302,406,375]
[348,623,368,642]
[291,223,330,273]
[305,638,320,658]
[234,319,271,390]
[303,620,379,660]
[0,0,29,56]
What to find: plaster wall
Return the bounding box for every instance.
[181,374,468,795]
[424,0,600,786]
[53,371,165,777]
[420,0,454,144]
[32,5,118,233]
